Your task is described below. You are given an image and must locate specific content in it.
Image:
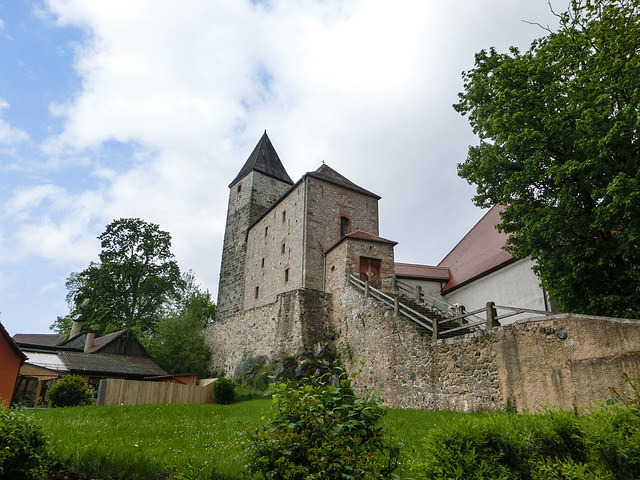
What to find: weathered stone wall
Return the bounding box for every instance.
[332,285,640,412]
[304,176,379,290]
[205,288,332,376]
[325,237,396,293]
[217,171,292,321]
[332,286,503,411]
[244,184,305,310]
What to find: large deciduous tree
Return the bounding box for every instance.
[62,218,183,336]
[455,0,640,318]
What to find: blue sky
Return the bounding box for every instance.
[0,0,565,336]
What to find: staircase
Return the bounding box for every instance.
[348,274,480,340]
[390,292,476,339]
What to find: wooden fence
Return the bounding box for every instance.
[96,378,214,406]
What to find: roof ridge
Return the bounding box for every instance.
[306,164,380,199]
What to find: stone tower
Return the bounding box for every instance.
[216,132,294,321]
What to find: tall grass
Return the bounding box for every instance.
[29,400,640,480]
[31,400,270,479]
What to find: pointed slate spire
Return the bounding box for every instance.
[229,131,293,187]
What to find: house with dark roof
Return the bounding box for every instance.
[13,324,166,407]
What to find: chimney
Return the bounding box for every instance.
[70,321,83,338]
[84,331,96,353]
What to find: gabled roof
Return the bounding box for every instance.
[12,333,67,349]
[438,205,515,293]
[229,131,294,188]
[59,352,167,378]
[1,322,27,360]
[307,164,381,199]
[395,263,450,281]
[325,230,397,255]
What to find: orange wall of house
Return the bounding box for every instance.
[0,339,23,408]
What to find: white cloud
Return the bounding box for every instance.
[0,0,566,335]
[0,99,29,145]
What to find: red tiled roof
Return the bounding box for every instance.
[395,263,450,281]
[438,205,514,292]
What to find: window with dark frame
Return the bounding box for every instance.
[284,268,289,282]
[281,243,286,254]
[255,286,259,299]
[340,216,350,237]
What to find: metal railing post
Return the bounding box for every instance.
[365,281,370,298]
[416,285,422,303]
[432,318,439,342]
[394,296,400,316]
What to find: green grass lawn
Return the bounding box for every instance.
[29,400,467,479]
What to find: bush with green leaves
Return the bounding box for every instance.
[416,403,640,480]
[213,377,235,405]
[242,365,402,479]
[46,375,93,408]
[0,408,52,480]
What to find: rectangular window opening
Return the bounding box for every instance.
[281,243,286,254]
[284,268,289,283]
[255,286,260,299]
[340,216,350,237]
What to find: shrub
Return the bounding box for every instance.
[242,364,402,479]
[0,408,52,480]
[46,375,93,408]
[213,377,235,405]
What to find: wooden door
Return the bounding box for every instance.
[359,257,382,289]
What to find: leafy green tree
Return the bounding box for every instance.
[454,0,640,318]
[146,306,213,378]
[60,218,183,336]
[144,271,215,378]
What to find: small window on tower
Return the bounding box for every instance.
[284,268,289,283]
[265,226,269,237]
[237,184,242,193]
[282,211,286,222]
[261,258,265,268]
[255,286,260,299]
[281,243,286,254]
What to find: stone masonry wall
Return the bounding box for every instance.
[332,285,640,412]
[244,184,305,311]
[333,286,503,411]
[304,176,379,290]
[205,288,332,376]
[217,171,292,321]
